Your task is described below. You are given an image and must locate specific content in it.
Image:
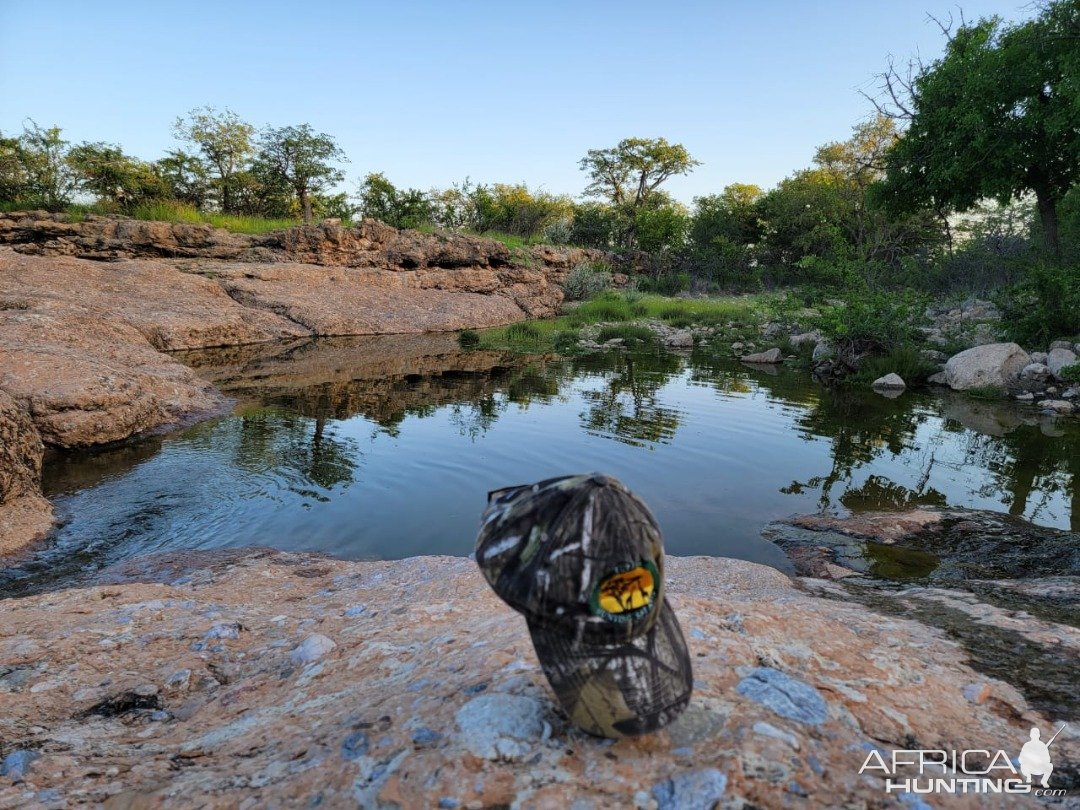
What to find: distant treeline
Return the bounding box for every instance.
[1,1,1076,317]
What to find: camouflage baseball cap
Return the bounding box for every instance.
[475,473,692,738]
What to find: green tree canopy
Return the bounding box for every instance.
[256,124,346,223]
[173,106,255,214]
[880,1,1080,256]
[579,137,699,209]
[67,142,162,208]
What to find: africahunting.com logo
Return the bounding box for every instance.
[860,723,1069,797]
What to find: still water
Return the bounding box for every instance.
[4,333,1078,596]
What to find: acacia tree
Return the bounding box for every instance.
[256,124,346,223]
[67,142,162,208]
[579,137,699,247]
[173,107,254,214]
[879,1,1080,257]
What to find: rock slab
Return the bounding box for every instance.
[0,550,1073,808]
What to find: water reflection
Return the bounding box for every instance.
[5,333,1077,597]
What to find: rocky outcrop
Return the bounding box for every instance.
[0,391,52,556]
[943,342,1031,391]
[764,509,1080,719]
[1,550,1074,808]
[0,213,620,554]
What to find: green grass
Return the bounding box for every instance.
[596,324,657,347]
[854,345,940,387]
[476,318,573,352]
[569,290,764,328]
[125,202,298,234]
[0,200,301,235]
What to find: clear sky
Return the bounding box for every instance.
[0,0,1035,204]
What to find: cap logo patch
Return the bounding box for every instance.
[590,561,658,622]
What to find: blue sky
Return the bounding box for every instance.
[1,0,1034,204]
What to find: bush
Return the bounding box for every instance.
[636,272,690,295]
[814,287,929,359]
[1059,363,1080,384]
[563,262,613,301]
[457,329,480,349]
[995,262,1080,347]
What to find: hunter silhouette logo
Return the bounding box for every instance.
[1019,723,1067,789]
[859,721,1070,796]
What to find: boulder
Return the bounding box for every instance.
[1038,399,1075,415]
[927,371,948,386]
[0,390,54,556]
[1029,351,1048,364]
[1049,339,1074,351]
[1046,347,1078,379]
[943,343,1030,391]
[1020,362,1050,383]
[788,331,821,347]
[870,373,905,390]
[741,347,783,364]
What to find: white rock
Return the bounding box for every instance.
[741,347,784,364]
[290,634,336,665]
[944,343,1031,391]
[1046,348,1078,379]
[1020,363,1051,382]
[871,373,905,390]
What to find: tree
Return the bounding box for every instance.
[579,137,700,248]
[879,1,1080,257]
[153,150,211,208]
[256,124,346,223]
[6,121,77,210]
[356,172,432,229]
[173,107,254,214]
[67,142,162,208]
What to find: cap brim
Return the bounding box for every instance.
[526,597,692,738]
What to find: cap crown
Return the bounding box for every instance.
[476,474,665,645]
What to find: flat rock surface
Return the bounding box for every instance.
[0,551,1075,808]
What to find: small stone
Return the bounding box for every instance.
[164,669,191,692]
[291,634,336,665]
[1015,392,1035,402]
[454,693,547,761]
[411,727,443,747]
[961,683,991,705]
[133,683,159,697]
[871,373,905,390]
[927,371,947,385]
[736,667,828,725]
[340,730,369,760]
[1029,351,1048,364]
[753,721,801,749]
[343,604,367,617]
[651,768,727,810]
[0,749,39,782]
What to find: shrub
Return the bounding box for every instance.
[552,329,581,353]
[1059,363,1080,383]
[814,287,929,359]
[637,272,690,295]
[457,329,480,349]
[995,262,1080,347]
[563,262,613,301]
